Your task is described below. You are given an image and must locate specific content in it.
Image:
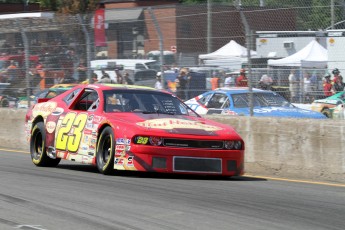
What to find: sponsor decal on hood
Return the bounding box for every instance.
[136,118,222,131]
[33,102,57,117]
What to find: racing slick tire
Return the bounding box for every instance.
[96,126,115,175]
[322,108,332,118]
[30,122,61,167]
[0,98,9,107]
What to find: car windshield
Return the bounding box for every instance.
[232,92,292,108]
[104,90,196,116]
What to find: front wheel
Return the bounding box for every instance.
[96,127,115,175]
[322,108,332,118]
[30,122,61,167]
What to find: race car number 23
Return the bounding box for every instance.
[56,113,88,152]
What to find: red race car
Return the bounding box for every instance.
[25,84,245,176]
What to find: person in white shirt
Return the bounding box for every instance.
[224,74,234,87]
[154,72,163,90]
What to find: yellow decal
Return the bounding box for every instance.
[136,118,222,131]
[32,102,57,117]
[136,136,149,144]
[56,113,88,152]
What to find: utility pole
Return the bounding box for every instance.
[207,0,212,53]
[331,0,335,29]
[24,0,29,12]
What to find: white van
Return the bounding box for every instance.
[90,59,158,86]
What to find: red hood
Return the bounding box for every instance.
[105,112,241,139]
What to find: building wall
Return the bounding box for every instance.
[0,3,40,14]
[104,1,178,58]
[256,32,327,58]
[327,30,345,74]
[144,7,177,53]
[105,0,178,8]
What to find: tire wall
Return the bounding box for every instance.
[0,108,344,183]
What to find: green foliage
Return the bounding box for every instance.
[179,0,345,32]
[0,0,40,3]
[37,0,99,13]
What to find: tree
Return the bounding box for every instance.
[37,0,99,13]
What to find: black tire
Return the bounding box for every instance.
[322,108,332,118]
[30,122,61,167]
[0,98,9,107]
[96,127,115,175]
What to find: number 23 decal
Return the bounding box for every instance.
[56,112,88,152]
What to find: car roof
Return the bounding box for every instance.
[212,87,266,94]
[49,87,71,91]
[81,83,172,95]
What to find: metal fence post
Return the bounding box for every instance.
[238,7,253,116]
[18,19,31,108]
[148,7,164,88]
[77,14,92,82]
[207,0,212,54]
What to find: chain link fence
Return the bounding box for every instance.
[0,1,344,111]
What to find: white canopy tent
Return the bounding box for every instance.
[199,40,257,60]
[267,40,328,68]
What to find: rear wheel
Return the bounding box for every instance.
[322,108,332,118]
[30,122,61,167]
[96,127,115,175]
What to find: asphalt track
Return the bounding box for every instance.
[0,149,344,230]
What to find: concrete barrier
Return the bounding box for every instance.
[0,108,344,183]
[205,115,345,183]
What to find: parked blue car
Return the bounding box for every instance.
[184,87,326,119]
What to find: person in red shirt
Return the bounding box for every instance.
[323,74,333,97]
[236,68,248,87]
[332,68,341,83]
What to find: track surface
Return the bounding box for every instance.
[0,150,344,230]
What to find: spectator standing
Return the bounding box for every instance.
[332,68,341,83]
[175,69,188,100]
[115,69,123,84]
[332,75,345,94]
[6,60,18,83]
[77,61,87,82]
[323,74,333,97]
[82,72,98,84]
[210,73,220,90]
[258,74,273,90]
[235,69,248,87]
[91,73,99,83]
[224,73,234,87]
[303,72,312,102]
[288,69,299,102]
[101,70,110,79]
[123,72,133,85]
[154,72,163,90]
[98,70,112,83]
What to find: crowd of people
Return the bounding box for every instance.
[288,68,344,103]
[1,41,344,104]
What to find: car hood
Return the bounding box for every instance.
[217,106,326,119]
[312,98,341,105]
[106,112,240,137]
